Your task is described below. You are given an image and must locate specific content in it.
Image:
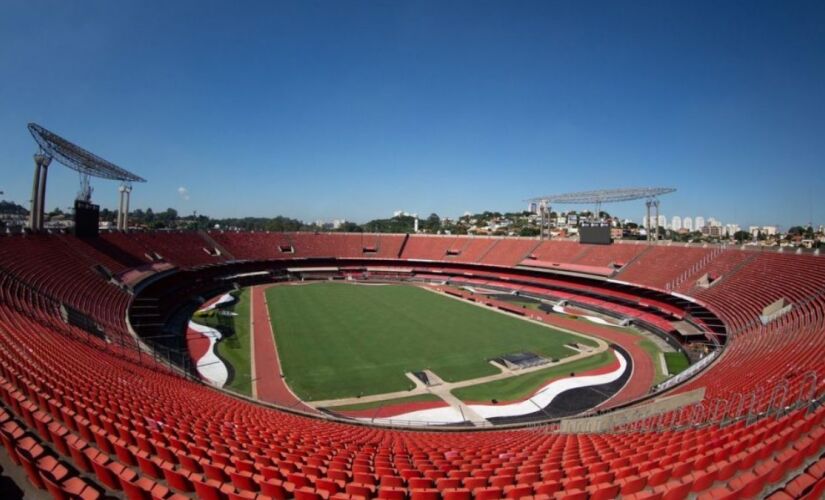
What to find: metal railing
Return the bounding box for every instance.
[609,370,822,434]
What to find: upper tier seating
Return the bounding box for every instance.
[209,232,408,261]
[574,242,649,268]
[478,238,540,266]
[357,234,407,259]
[57,234,142,274]
[102,232,225,268]
[400,236,464,261]
[673,248,754,294]
[445,238,498,264]
[208,231,295,260]
[0,234,132,341]
[529,240,587,263]
[696,253,825,332]
[616,246,713,289]
[516,241,650,276]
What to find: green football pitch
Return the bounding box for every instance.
[265,282,598,401]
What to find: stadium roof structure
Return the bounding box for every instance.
[527,187,675,204]
[28,123,146,183]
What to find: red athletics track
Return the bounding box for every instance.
[250,285,317,413]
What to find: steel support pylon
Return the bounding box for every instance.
[29,153,52,231]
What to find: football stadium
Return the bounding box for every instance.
[1,2,824,499]
[0,121,821,499]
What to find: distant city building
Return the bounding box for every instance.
[749,225,778,237]
[725,224,740,236]
[703,217,723,238]
[527,202,538,214]
[695,217,706,230]
[683,217,694,232]
[658,215,667,229]
[671,216,682,231]
[707,225,723,238]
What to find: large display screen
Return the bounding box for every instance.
[579,225,612,245]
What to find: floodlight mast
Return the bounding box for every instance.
[26,123,146,231]
[526,187,676,241]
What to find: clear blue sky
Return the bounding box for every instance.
[1,1,823,228]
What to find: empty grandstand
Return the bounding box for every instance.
[0,228,823,499]
[3,0,824,495]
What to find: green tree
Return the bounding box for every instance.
[420,213,441,233]
[733,230,751,243]
[99,208,114,222]
[361,215,416,233]
[337,222,362,232]
[0,200,28,215]
[519,227,540,237]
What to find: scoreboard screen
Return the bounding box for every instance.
[74,199,100,238]
[579,224,612,245]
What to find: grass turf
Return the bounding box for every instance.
[664,351,690,375]
[266,282,595,401]
[325,393,443,412]
[452,350,614,402]
[192,290,252,395]
[491,295,544,311]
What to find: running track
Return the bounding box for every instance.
[250,285,317,413]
